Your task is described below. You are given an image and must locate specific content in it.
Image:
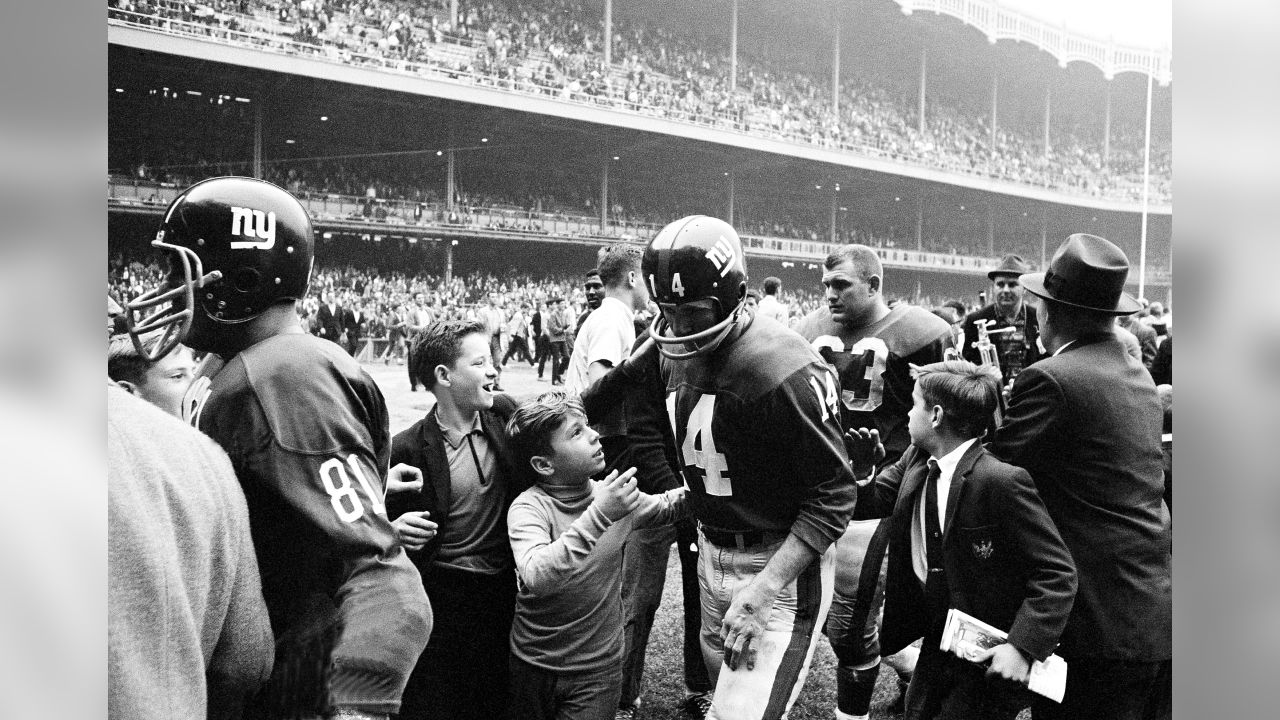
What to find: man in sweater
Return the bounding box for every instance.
[108,383,273,719]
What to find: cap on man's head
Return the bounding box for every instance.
[988,254,1033,280]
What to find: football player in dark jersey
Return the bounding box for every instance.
[124,176,431,720]
[796,245,955,720]
[637,216,857,720]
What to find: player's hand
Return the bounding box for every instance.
[391,511,437,551]
[591,467,640,521]
[720,579,776,671]
[843,427,884,479]
[974,643,1032,685]
[386,463,424,495]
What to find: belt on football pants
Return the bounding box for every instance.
[700,524,790,550]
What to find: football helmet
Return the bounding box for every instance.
[125,176,314,359]
[642,215,749,359]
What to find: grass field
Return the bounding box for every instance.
[369,357,906,719]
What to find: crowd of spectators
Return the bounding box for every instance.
[107,0,1172,204]
[108,254,839,353]
[114,161,1008,258]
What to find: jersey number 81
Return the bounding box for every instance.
[320,455,387,523]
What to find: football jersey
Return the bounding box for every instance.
[796,304,954,466]
[187,332,430,716]
[660,315,856,554]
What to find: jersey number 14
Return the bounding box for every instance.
[667,393,732,496]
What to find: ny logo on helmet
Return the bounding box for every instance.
[229,207,276,249]
[704,235,737,277]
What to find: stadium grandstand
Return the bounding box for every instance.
[107,0,1172,305]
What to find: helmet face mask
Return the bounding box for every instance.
[642,216,749,360]
[125,176,314,358]
[650,297,746,360]
[123,240,219,362]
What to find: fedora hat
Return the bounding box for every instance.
[987,254,1032,280]
[1021,234,1143,315]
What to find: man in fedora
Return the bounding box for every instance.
[962,254,1040,385]
[988,234,1171,720]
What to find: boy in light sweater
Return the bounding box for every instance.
[505,391,688,720]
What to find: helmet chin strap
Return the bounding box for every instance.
[650,298,751,360]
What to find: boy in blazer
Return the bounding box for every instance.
[846,360,1076,720]
[386,319,529,720]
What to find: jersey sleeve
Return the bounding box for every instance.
[204,355,430,716]
[236,407,431,715]
[767,365,858,555]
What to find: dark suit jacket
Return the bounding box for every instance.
[989,332,1171,661]
[343,307,364,342]
[962,303,1040,381]
[855,443,1076,662]
[386,394,526,576]
[316,303,343,340]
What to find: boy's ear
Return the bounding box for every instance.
[434,363,451,387]
[930,404,945,428]
[868,275,882,294]
[529,454,556,478]
[116,380,141,397]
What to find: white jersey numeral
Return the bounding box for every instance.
[809,371,841,423]
[671,272,686,297]
[671,393,732,496]
[320,455,387,523]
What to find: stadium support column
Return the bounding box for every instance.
[987,203,995,256]
[918,48,927,135]
[831,21,840,115]
[445,239,454,286]
[600,158,609,233]
[726,171,735,225]
[729,0,738,92]
[1138,67,1154,300]
[915,186,924,251]
[1043,85,1051,158]
[450,0,458,29]
[829,186,838,244]
[446,150,456,214]
[1040,208,1048,267]
[253,102,262,179]
[603,0,612,69]
[1103,83,1112,165]
[990,73,998,148]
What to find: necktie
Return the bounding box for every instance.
[923,459,948,614]
[465,432,488,486]
[924,459,944,571]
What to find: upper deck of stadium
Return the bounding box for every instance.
[107,0,1172,211]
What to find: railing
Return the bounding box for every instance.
[109,176,1160,286]
[107,7,1171,205]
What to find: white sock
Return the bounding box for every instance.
[834,710,869,720]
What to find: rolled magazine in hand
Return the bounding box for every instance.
[940,608,1067,703]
